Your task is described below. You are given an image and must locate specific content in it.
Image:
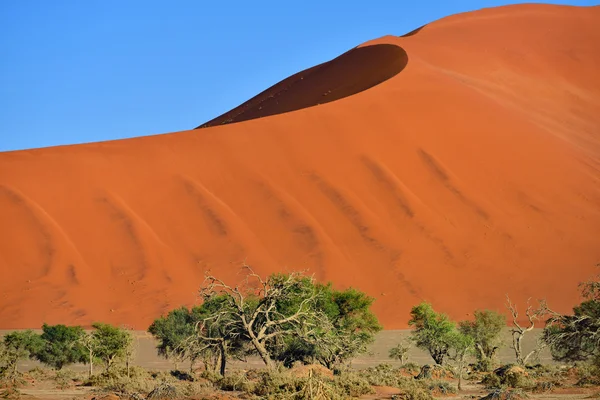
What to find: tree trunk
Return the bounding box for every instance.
[88,348,94,378]
[457,359,464,391]
[253,338,275,369]
[514,333,524,365]
[219,342,227,376]
[11,360,18,383]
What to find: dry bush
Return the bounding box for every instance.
[426,380,456,395]
[399,363,421,375]
[53,369,82,390]
[0,388,21,400]
[217,370,254,393]
[575,362,600,386]
[86,366,154,395]
[214,368,372,400]
[147,383,177,400]
[492,365,536,390]
[25,367,50,382]
[391,387,434,400]
[481,388,528,400]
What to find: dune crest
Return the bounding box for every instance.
[1,4,600,329]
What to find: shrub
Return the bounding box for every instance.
[147,383,177,400]
[330,371,373,397]
[427,380,457,395]
[53,369,80,390]
[481,388,528,400]
[399,362,420,375]
[481,373,502,389]
[218,370,254,392]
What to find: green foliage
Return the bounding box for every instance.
[91,323,133,371]
[544,271,600,364]
[275,283,382,368]
[408,302,456,365]
[1,331,43,382]
[148,307,198,362]
[459,310,505,371]
[389,341,411,365]
[33,324,86,370]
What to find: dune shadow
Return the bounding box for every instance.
[196,44,408,128]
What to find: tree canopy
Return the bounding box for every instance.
[408,302,456,365]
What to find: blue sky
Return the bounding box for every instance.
[0,1,596,152]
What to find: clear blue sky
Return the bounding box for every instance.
[0,1,596,152]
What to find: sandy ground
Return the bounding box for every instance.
[1,3,599,331]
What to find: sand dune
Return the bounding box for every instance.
[1,4,599,329]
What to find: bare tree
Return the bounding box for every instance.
[79,333,97,378]
[199,264,327,369]
[505,295,553,365]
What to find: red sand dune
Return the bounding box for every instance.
[1,4,600,330]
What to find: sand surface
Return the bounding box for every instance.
[1,4,599,330]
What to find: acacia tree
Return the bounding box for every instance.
[34,324,86,370]
[199,266,329,369]
[505,295,552,365]
[272,284,382,368]
[148,306,201,371]
[91,323,133,372]
[0,331,44,383]
[544,270,600,365]
[408,302,456,365]
[448,331,473,391]
[180,295,249,376]
[79,332,98,378]
[459,310,505,371]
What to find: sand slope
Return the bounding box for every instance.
[1,4,599,329]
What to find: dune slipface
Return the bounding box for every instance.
[1,4,600,330]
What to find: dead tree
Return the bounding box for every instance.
[198,264,326,370]
[505,294,552,365]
